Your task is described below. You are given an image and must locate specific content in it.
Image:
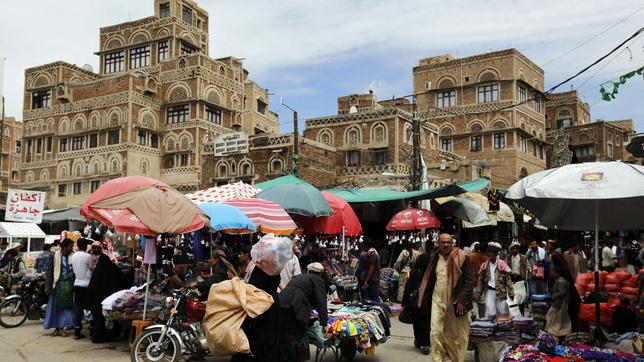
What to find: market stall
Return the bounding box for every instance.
[0,221,46,253]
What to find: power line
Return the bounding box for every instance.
[546,26,644,94]
[542,5,644,67]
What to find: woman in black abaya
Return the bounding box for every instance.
[85,253,133,343]
[231,266,284,362]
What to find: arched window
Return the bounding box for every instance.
[167,138,175,151]
[270,158,284,173]
[93,162,100,175]
[405,124,413,143]
[492,121,506,129]
[111,160,119,174]
[470,123,483,133]
[318,130,332,146]
[240,162,252,176]
[218,163,228,178]
[372,123,387,144]
[74,164,82,177]
[141,160,149,175]
[349,105,358,113]
[440,127,453,136]
[346,127,360,145]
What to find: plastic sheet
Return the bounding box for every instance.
[251,233,293,276]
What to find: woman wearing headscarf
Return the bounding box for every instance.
[231,260,285,362]
[43,238,75,337]
[279,262,328,362]
[402,240,432,355]
[85,250,133,343]
[197,249,237,298]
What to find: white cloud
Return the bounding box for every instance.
[1,0,643,127]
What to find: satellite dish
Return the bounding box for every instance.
[82,64,94,72]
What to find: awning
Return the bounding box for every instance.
[255,175,314,190]
[436,192,514,228]
[327,179,490,203]
[0,222,46,238]
[42,207,86,222]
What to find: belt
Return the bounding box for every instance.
[488,286,496,290]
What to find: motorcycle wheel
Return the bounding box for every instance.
[0,298,28,328]
[130,329,181,362]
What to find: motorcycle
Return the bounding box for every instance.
[0,274,48,328]
[130,287,208,362]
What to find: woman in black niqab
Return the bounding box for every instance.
[85,253,133,343]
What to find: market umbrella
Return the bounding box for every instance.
[452,192,514,228]
[435,198,492,226]
[197,203,256,233]
[294,191,362,236]
[186,181,260,203]
[81,176,209,320]
[81,176,209,235]
[386,208,441,231]
[256,183,333,217]
[505,161,644,340]
[224,198,298,235]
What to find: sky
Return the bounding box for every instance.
[0,0,643,132]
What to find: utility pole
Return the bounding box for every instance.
[280,97,300,177]
[411,99,422,191]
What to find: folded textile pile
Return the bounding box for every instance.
[495,315,520,345]
[512,316,538,343]
[530,294,551,314]
[501,343,644,362]
[470,319,496,344]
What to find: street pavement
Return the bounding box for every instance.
[0,319,475,361]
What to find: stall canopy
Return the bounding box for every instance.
[327,178,489,203]
[0,222,46,252]
[42,207,86,222]
[255,174,313,190]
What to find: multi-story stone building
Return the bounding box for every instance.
[0,117,23,192]
[303,92,447,189]
[413,49,548,189]
[18,0,279,208]
[545,91,639,166]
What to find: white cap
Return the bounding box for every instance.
[307,262,324,273]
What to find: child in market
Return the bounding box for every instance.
[545,266,572,341]
[475,244,514,318]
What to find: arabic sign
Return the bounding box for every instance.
[214,132,248,156]
[5,189,46,223]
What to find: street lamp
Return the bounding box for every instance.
[280,97,300,177]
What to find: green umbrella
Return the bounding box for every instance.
[257,183,333,217]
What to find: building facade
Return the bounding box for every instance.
[544,91,640,166]
[1,117,23,192]
[18,0,279,208]
[303,92,447,190]
[413,49,548,189]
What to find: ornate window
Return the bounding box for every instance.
[492,121,506,129]
[440,127,453,136]
[141,159,149,175]
[104,51,124,73]
[167,105,189,124]
[437,90,456,108]
[371,123,387,144]
[470,135,482,151]
[493,133,506,149]
[74,118,84,131]
[111,159,119,174]
[180,41,197,55]
[477,84,499,103]
[180,135,190,150]
[32,90,51,109]
[130,45,151,68]
[205,105,222,124]
[318,130,332,146]
[479,72,497,82]
[345,127,361,146]
[438,78,455,88]
[470,123,483,133]
[269,158,284,173]
[441,138,452,152]
[158,41,169,61]
[240,161,252,176]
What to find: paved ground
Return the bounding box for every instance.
[0,319,475,361]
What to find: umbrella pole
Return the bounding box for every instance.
[143,262,151,320]
[593,200,602,345]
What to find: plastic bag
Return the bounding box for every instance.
[251,234,293,276]
[513,281,527,305]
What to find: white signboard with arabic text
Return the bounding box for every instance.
[214,132,249,156]
[5,189,46,223]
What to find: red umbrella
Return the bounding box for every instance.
[81,176,208,235]
[295,192,362,236]
[386,208,441,231]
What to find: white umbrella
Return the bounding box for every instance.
[506,161,644,340]
[436,197,492,226]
